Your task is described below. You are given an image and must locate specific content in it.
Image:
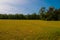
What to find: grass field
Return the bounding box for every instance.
[0,20,60,40]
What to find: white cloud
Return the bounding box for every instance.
[0,0,29,5]
[0,0,29,14]
[0,4,26,14]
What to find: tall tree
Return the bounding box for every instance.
[39,7,46,20]
[46,7,55,20]
[54,9,60,20]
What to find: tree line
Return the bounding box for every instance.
[0,13,40,20]
[0,7,60,21]
[39,7,60,21]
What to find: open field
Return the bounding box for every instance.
[0,20,60,40]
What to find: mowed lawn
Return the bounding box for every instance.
[0,20,60,40]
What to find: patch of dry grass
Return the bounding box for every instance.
[0,20,60,40]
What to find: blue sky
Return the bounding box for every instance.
[0,0,60,14]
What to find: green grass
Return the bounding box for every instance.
[0,20,60,40]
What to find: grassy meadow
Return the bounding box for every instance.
[0,20,60,40]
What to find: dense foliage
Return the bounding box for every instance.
[0,7,60,21]
[39,7,60,21]
[0,13,40,20]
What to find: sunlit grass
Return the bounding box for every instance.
[0,20,60,40]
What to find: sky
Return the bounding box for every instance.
[0,0,60,14]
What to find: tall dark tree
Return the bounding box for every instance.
[54,9,60,20]
[46,7,55,20]
[39,7,46,20]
